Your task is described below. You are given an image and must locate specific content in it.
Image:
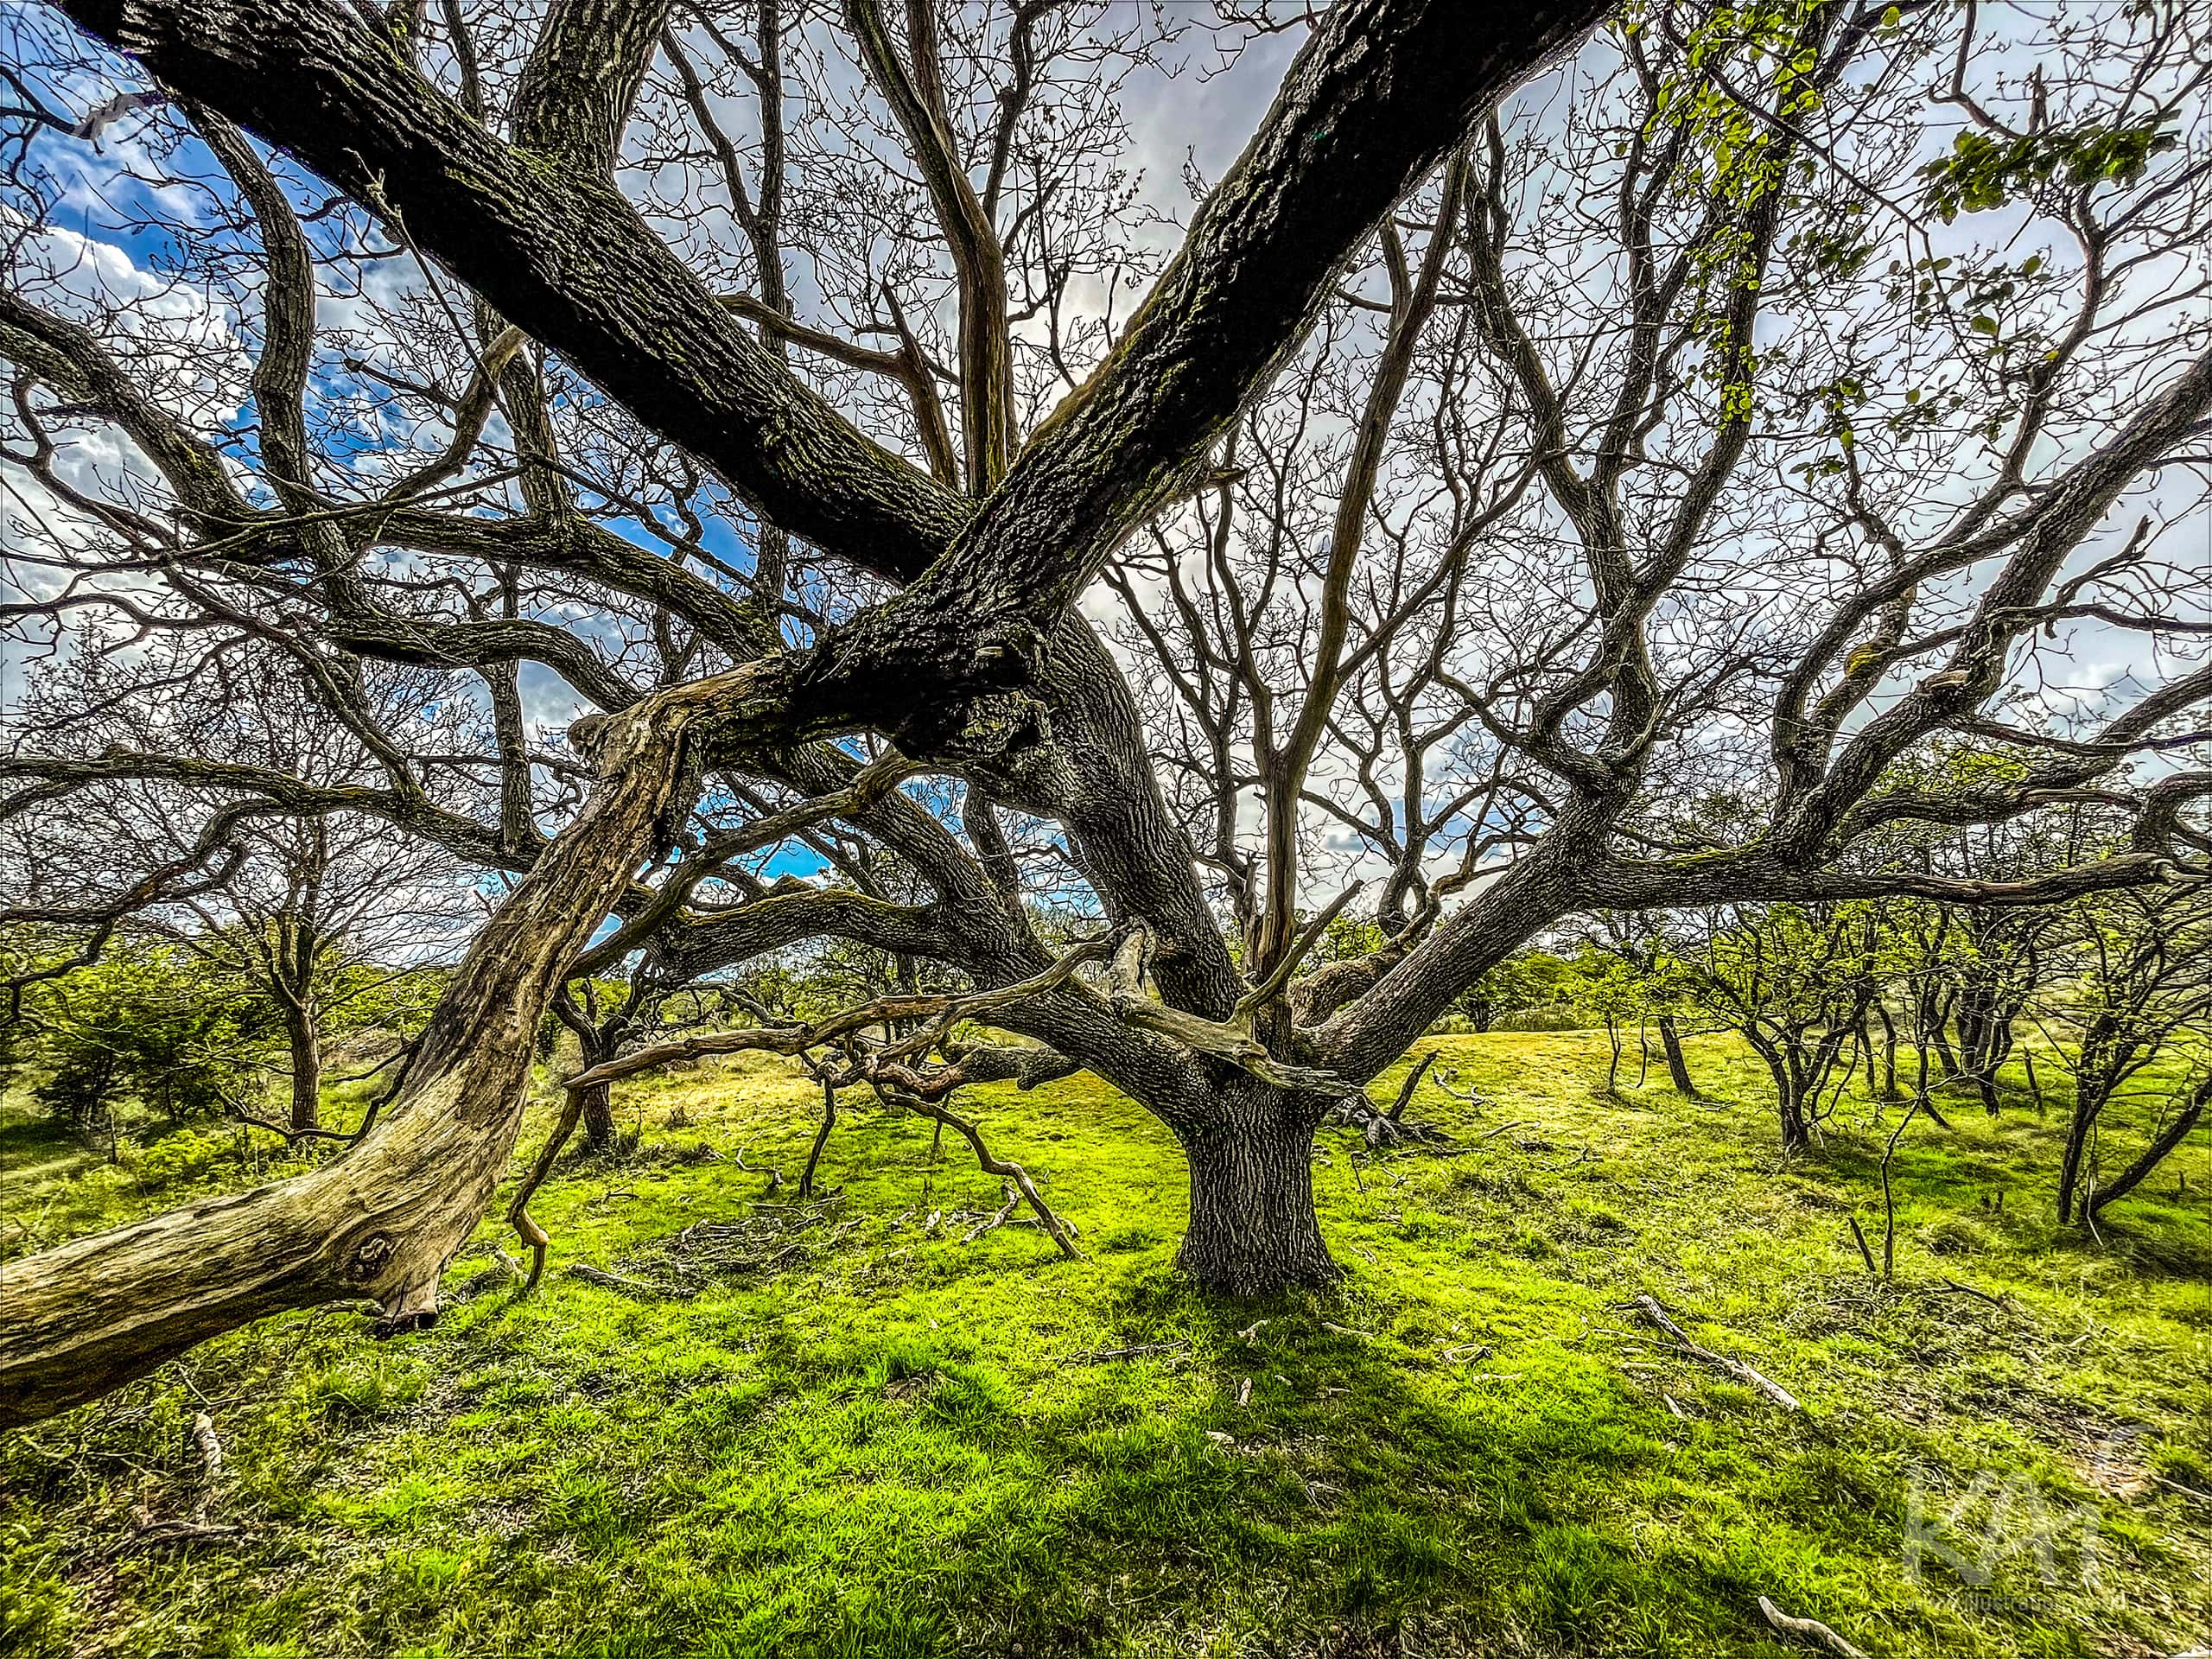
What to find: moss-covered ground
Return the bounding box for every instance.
[3,1031,2208,1658]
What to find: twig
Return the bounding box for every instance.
[1933,1276,2012,1310]
[1757,1596,1871,1659]
[959,1185,1022,1243]
[1630,1296,1802,1413]
[564,1262,696,1300]
[1847,1214,1878,1276]
[1067,1340,1186,1364]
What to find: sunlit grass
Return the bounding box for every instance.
[3,1032,2207,1657]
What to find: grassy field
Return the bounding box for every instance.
[2,1031,2208,1659]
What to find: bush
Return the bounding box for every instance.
[123,1127,237,1193]
[5,937,270,1149]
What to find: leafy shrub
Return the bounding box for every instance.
[124,1127,236,1193]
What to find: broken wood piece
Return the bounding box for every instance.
[1632,1296,1802,1412]
[1757,1596,1871,1659]
[1067,1340,1187,1364]
[564,1262,696,1300]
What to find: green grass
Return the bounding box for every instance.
[3,1033,2209,1658]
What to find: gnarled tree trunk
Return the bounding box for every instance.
[1173,1083,1339,1296]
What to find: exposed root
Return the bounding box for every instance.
[369,1298,442,1339]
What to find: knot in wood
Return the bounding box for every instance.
[346,1232,397,1282]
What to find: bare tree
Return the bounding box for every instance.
[2037,881,2212,1226]
[2,0,2209,1430]
[5,641,480,1133]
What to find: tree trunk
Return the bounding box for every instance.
[283,998,321,1135]
[2085,1077,2208,1220]
[1174,1090,1338,1296]
[1876,1001,1901,1099]
[578,1079,617,1154]
[1748,1032,1809,1153]
[1657,1014,1694,1095]
[2056,1088,2100,1224]
[0,671,747,1429]
[573,1026,618,1154]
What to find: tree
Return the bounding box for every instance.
[0,932,264,1156]
[5,640,482,1134]
[1447,948,1576,1035]
[2037,882,2212,1226]
[3,0,2209,1428]
[1680,901,1889,1150]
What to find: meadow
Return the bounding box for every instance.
[3,1030,2208,1659]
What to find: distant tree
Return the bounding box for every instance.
[1681,902,1891,1152]
[2039,883,2212,1226]
[1583,915,1701,1095]
[2,934,263,1157]
[1447,948,1575,1034]
[3,641,482,1134]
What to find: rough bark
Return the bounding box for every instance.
[1657,1014,1695,1096]
[283,1000,322,1135]
[1173,1084,1340,1296]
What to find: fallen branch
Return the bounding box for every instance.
[1388,1051,1440,1122]
[120,1409,240,1550]
[564,1262,696,1300]
[959,1185,1023,1243]
[1630,1296,1802,1413]
[1330,1089,1456,1150]
[879,1087,1084,1260]
[1931,1276,2012,1310]
[1757,1596,1871,1659]
[1068,1340,1186,1364]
